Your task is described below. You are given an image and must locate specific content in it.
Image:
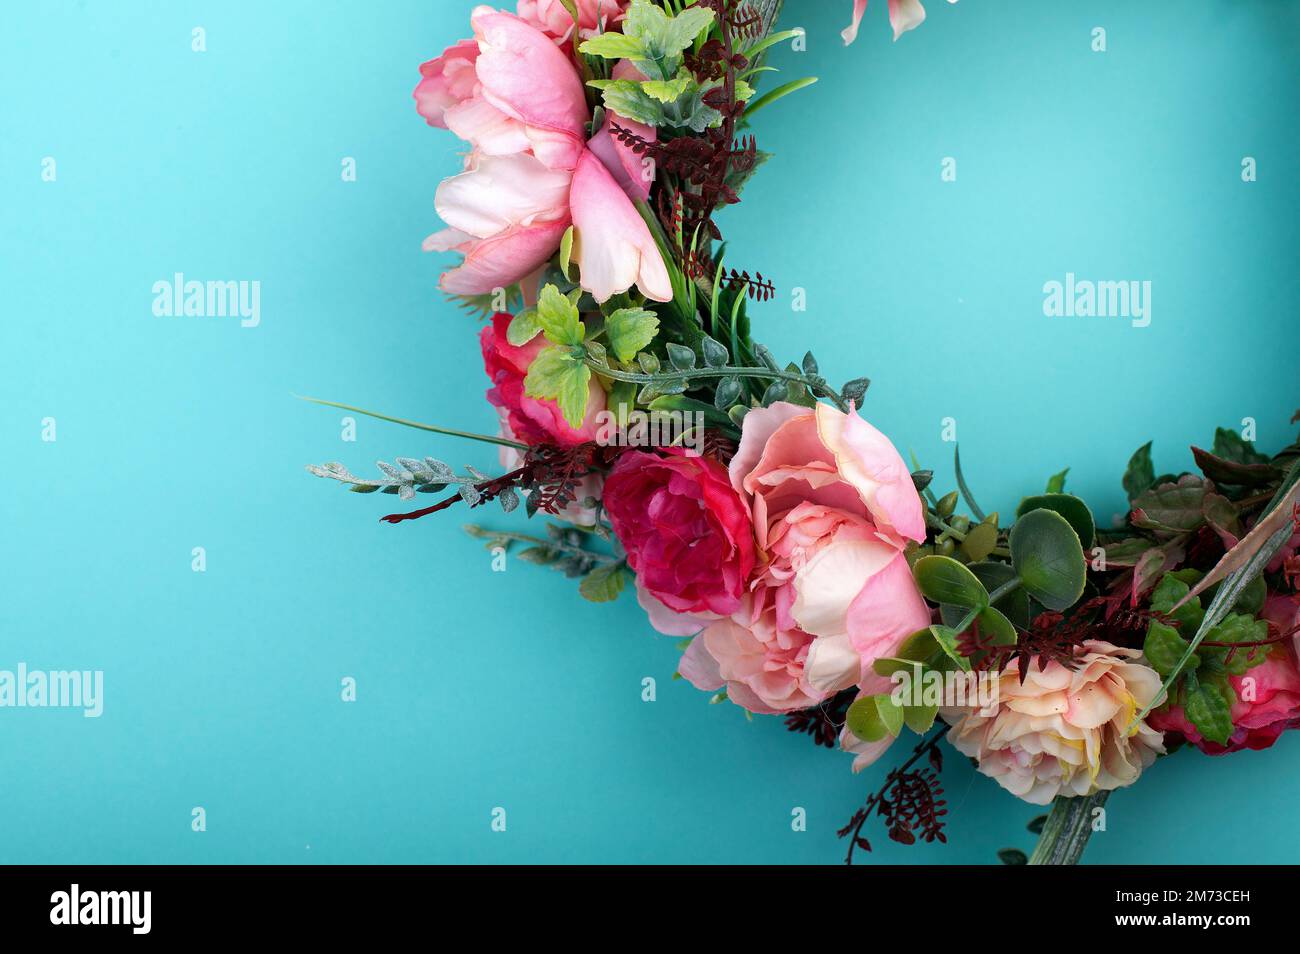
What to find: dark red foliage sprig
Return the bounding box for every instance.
[838,726,948,865]
[379,442,623,524]
[784,689,856,748]
[960,596,1175,683]
[723,267,776,302]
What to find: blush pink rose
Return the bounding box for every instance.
[1148,594,1300,754]
[672,402,930,715]
[678,587,825,715]
[479,312,605,446]
[605,449,756,618]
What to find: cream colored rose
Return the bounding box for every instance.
[940,641,1166,805]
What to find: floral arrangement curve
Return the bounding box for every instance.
[308,0,1300,865]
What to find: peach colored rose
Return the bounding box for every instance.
[939,641,1166,805]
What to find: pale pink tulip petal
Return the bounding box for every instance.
[842,0,868,44]
[586,114,655,202]
[444,96,532,156]
[434,153,572,239]
[438,219,570,295]
[569,149,672,302]
[888,0,927,39]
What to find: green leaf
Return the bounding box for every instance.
[1008,509,1087,611]
[588,79,665,126]
[666,342,696,370]
[1212,426,1270,465]
[1131,476,1210,536]
[523,346,592,428]
[875,696,905,737]
[1148,573,1204,633]
[578,32,647,60]
[1192,446,1280,486]
[1184,680,1234,745]
[1143,621,1195,677]
[998,848,1028,866]
[1015,493,1096,547]
[641,69,695,103]
[903,702,939,733]
[700,335,729,368]
[1045,467,1069,494]
[579,563,627,602]
[976,606,1018,647]
[953,445,986,523]
[912,555,989,609]
[967,561,1031,628]
[960,521,998,562]
[536,283,584,346]
[1123,441,1156,503]
[743,76,818,118]
[558,225,575,280]
[713,376,742,411]
[841,377,870,406]
[605,307,660,363]
[846,694,892,742]
[636,351,661,374]
[506,306,542,346]
[930,624,971,671]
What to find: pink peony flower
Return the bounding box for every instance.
[479,311,606,446]
[1148,594,1300,754]
[939,641,1166,805]
[671,402,929,715]
[678,588,825,715]
[414,8,670,302]
[604,449,757,618]
[842,0,955,45]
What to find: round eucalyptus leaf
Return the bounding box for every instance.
[1008,509,1087,611]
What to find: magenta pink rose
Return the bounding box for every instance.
[672,402,930,715]
[604,450,757,618]
[479,312,605,447]
[1148,594,1300,754]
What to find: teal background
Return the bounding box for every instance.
[1,0,1296,864]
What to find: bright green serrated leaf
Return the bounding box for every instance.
[605,307,660,363]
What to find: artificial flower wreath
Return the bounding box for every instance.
[309,0,1300,864]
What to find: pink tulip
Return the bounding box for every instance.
[516,0,630,43]
[454,6,589,171]
[424,152,573,295]
[414,10,670,302]
[569,150,672,302]
[413,39,481,128]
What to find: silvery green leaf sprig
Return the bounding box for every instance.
[306,458,519,512]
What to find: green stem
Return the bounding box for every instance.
[1028,791,1109,865]
[584,360,847,411]
[296,396,527,450]
[463,525,621,565]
